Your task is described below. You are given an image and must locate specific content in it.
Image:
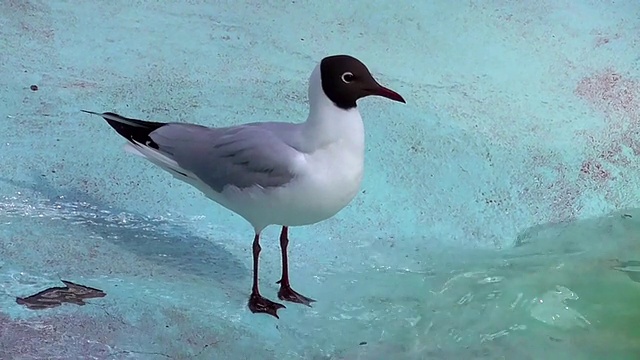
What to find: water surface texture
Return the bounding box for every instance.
[1,1,640,359]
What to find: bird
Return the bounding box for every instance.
[82,54,406,318]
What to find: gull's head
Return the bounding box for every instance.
[318,54,406,110]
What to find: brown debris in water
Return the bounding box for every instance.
[16,280,106,310]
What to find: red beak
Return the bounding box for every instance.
[373,85,406,103]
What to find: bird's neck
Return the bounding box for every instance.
[301,64,365,151]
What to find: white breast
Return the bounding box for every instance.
[291,131,365,222]
[260,108,365,228]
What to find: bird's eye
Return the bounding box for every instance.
[341,72,355,83]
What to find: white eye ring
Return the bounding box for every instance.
[341,72,355,83]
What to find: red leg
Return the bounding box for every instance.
[276,226,316,306]
[247,233,285,318]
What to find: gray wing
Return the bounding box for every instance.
[149,123,299,192]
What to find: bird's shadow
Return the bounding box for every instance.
[0,173,248,283]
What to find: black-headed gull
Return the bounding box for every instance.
[82,54,405,318]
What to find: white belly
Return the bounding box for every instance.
[273,145,364,226]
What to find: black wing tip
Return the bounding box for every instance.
[81,110,122,117]
[83,108,166,147]
[81,109,103,116]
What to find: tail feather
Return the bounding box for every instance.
[83,109,195,182]
[81,110,166,148]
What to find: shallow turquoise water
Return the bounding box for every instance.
[1,1,640,359]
